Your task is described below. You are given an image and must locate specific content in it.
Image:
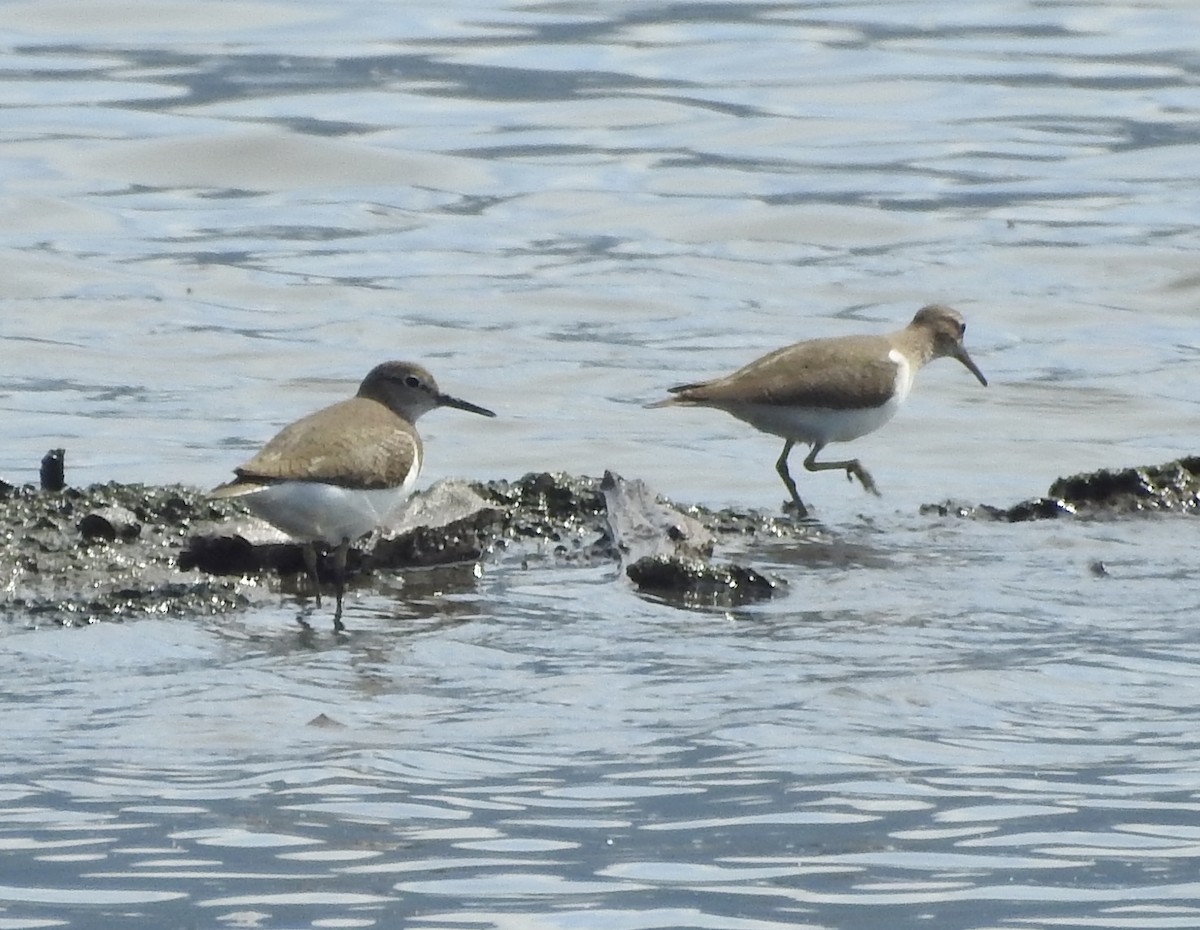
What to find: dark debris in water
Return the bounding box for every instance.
[626,555,782,608]
[922,456,1200,522]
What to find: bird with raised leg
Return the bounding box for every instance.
[651,304,987,519]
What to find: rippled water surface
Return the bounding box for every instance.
[3,1,1200,927]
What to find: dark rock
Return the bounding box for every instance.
[475,472,617,565]
[1046,457,1200,512]
[923,497,1077,521]
[931,456,1200,522]
[78,506,142,542]
[370,518,491,569]
[40,448,65,492]
[626,555,781,608]
[371,480,504,568]
[178,531,289,575]
[482,471,605,522]
[998,497,1079,522]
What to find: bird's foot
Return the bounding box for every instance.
[782,496,811,521]
[846,463,880,496]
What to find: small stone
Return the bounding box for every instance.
[40,449,66,492]
[78,506,142,542]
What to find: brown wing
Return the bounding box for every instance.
[670,334,897,411]
[231,397,421,489]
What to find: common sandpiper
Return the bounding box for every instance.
[651,304,987,518]
[211,360,495,622]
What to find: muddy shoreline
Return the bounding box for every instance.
[2,455,1197,625]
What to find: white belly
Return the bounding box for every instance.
[241,482,413,544]
[730,396,901,445]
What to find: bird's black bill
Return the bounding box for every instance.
[440,393,497,417]
[955,348,988,387]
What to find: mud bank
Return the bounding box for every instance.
[924,456,1200,521]
[0,469,806,625]
[0,480,249,625]
[2,455,1195,625]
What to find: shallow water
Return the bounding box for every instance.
[3,1,1200,927]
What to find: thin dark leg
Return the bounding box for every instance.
[774,439,809,518]
[302,541,323,607]
[802,444,880,496]
[332,537,350,631]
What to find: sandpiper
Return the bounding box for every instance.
[211,360,495,621]
[652,304,987,518]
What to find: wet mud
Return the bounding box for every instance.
[0,480,249,625]
[2,453,1196,625]
[923,456,1200,521]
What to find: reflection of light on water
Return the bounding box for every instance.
[1,0,1199,926]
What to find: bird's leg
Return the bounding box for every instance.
[803,444,880,496]
[332,537,350,631]
[302,541,323,607]
[775,439,810,518]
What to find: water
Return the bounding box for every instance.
[3,0,1200,926]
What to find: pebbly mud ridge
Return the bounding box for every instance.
[0,479,249,625]
[2,454,1196,625]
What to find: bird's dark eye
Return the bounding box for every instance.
[404,375,420,388]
